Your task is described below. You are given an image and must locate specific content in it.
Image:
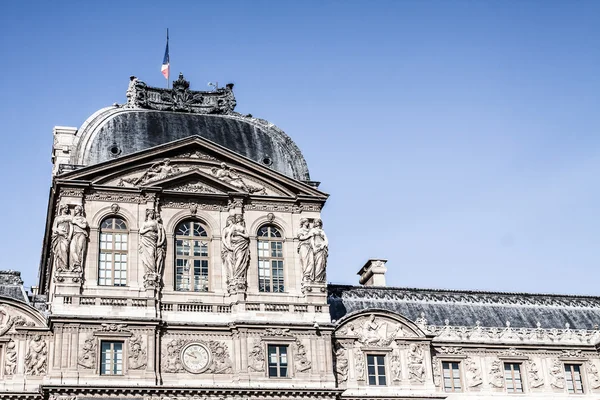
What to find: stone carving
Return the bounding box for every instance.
[4,340,17,375]
[488,360,504,388]
[334,346,349,383]
[121,159,181,187]
[128,335,147,370]
[206,341,233,374]
[438,346,463,355]
[139,209,164,288]
[51,205,71,274]
[311,219,328,283]
[390,350,402,382]
[170,182,219,194]
[499,347,526,357]
[431,356,441,386]
[248,341,265,372]
[222,214,250,293]
[550,359,565,389]
[0,306,32,336]
[69,205,89,273]
[211,163,266,194]
[298,218,314,283]
[465,357,483,387]
[156,217,167,278]
[561,349,583,358]
[123,74,236,114]
[407,344,425,383]
[294,339,311,372]
[111,203,120,213]
[0,270,23,285]
[527,361,544,388]
[77,337,97,369]
[264,328,292,337]
[101,323,128,332]
[354,349,365,381]
[587,361,600,389]
[164,338,186,373]
[177,150,218,160]
[25,335,47,376]
[356,314,400,346]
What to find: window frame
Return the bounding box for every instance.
[564,363,585,394]
[442,360,463,392]
[504,362,524,393]
[98,217,129,287]
[257,224,285,293]
[100,340,124,376]
[267,343,290,378]
[174,219,211,292]
[366,353,387,386]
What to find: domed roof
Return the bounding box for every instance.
[70,75,310,181]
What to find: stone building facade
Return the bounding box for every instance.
[1,75,600,400]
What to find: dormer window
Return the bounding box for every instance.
[257,225,284,293]
[175,220,210,292]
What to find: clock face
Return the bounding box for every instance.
[181,343,211,374]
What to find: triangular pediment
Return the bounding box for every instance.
[57,136,328,200]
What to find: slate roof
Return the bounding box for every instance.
[0,271,28,303]
[328,285,600,330]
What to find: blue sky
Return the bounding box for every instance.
[1,1,599,294]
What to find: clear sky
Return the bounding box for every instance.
[1,1,599,295]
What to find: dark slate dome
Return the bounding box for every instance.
[71,76,310,181]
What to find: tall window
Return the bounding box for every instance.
[565,364,584,394]
[99,217,128,286]
[257,225,284,292]
[175,220,209,291]
[443,361,462,392]
[367,354,387,386]
[504,363,524,393]
[268,344,288,378]
[100,341,123,375]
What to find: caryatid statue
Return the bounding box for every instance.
[297,218,314,282]
[230,214,250,292]
[51,205,71,273]
[221,215,235,288]
[139,209,160,288]
[310,218,329,283]
[69,205,89,273]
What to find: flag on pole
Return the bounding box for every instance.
[161,30,170,80]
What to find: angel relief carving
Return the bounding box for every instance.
[0,305,34,336]
[339,314,405,346]
[120,159,181,187]
[211,163,266,194]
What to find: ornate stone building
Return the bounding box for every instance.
[1,75,600,400]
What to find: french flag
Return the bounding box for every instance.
[161,30,170,80]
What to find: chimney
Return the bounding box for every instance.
[31,286,39,295]
[357,259,387,286]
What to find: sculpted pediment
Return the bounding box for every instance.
[57,136,326,199]
[0,301,47,336]
[335,311,426,346]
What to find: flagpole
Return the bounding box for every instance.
[166,28,170,89]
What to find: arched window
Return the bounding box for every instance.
[175,220,210,291]
[99,217,128,286]
[257,225,284,293]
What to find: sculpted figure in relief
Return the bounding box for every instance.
[248,341,265,372]
[156,217,167,277]
[208,341,233,374]
[294,339,312,372]
[488,360,504,388]
[132,159,179,186]
[221,216,235,288]
[77,337,97,369]
[527,361,544,388]
[25,335,47,376]
[69,205,89,273]
[297,218,314,282]
[230,214,250,292]
[391,351,402,382]
[4,340,17,375]
[407,344,425,383]
[465,357,483,387]
[51,205,71,273]
[310,219,328,282]
[355,349,365,381]
[212,163,265,194]
[550,359,565,389]
[587,362,600,389]
[334,346,349,383]
[128,335,147,370]
[139,209,160,288]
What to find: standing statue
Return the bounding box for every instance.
[69,205,89,273]
[221,215,235,288]
[231,214,250,291]
[51,205,71,273]
[310,219,329,282]
[156,217,167,277]
[139,209,159,288]
[297,218,314,282]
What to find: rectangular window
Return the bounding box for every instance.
[100,341,123,375]
[504,363,523,393]
[443,361,462,392]
[268,345,288,378]
[367,354,387,386]
[258,238,285,293]
[565,364,584,394]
